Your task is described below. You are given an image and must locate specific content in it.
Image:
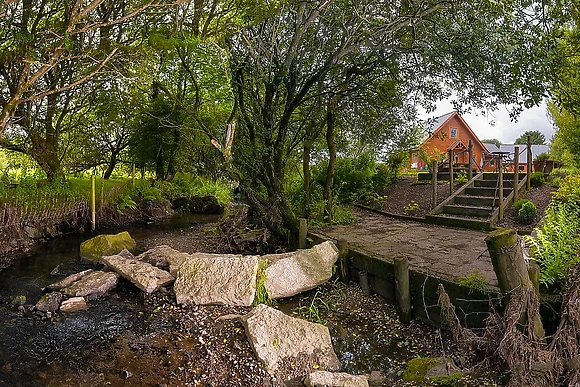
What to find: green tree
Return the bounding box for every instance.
[481,139,502,148]
[548,102,580,167]
[225,0,559,236]
[514,130,547,145]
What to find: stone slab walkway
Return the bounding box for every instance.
[317,209,498,286]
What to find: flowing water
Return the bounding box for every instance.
[0,213,406,386]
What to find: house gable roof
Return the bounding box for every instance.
[421,111,489,153]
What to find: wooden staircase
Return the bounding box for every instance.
[426,172,527,230]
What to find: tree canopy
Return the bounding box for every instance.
[514,130,547,145]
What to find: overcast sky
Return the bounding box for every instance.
[419,99,556,145]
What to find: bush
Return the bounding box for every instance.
[513,199,532,213]
[529,171,545,188]
[524,201,580,289]
[552,173,580,206]
[518,201,537,224]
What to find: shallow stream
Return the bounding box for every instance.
[0,214,407,386]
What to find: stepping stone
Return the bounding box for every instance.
[102,255,175,293]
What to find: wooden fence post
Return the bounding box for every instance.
[132,164,136,187]
[337,239,349,284]
[485,228,544,338]
[514,146,520,203]
[527,136,532,190]
[468,140,473,181]
[498,155,504,221]
[299,218,308,249]
[448,150,454,195]
[394,256,411,323]
[431,160,438,210]
[90,174,96,231]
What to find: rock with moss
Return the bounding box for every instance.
[174,253,258,306]
[79,232,136,263]
[403,357,461,383]
[35,292,63,312]
[264,241,338,299]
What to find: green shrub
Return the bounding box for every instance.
[552,174,580,205]
[535,152,549,161]
[530,171,545,188]
[518,201,537,224]
[455,171,468,184]
[524,201,580,288]
[458,270,489,294]
[513,199,532,213]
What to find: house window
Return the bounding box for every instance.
[450,128,458,138]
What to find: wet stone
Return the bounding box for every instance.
[44,269,94,291]
[304,371,369,387]
[61,271,119,298]
[35,292,63,312]
[60,297,88,312]
[101,255,175,294]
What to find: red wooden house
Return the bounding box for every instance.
[410,112,489,171]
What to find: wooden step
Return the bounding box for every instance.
[454,195,499,207]
[482,172,526,181]
[464,187,512,197]
[425,214,493,231]
[474,179,516,188]
[443,204,493,218]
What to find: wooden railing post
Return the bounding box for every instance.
[468,140,473,181]
[299,218,308,249]
[337,239,349,284]
[431,160,438,210]
[527,136,532,190]
[448,150,454,195]
[498,155,504,221]
[394,256,411,323]
[514,146,520,202]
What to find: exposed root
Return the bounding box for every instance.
[438,284,560,387]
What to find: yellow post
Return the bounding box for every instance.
[91,174,96,231]
[132,164,136,187]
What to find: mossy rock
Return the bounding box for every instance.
[403,357,461,383]
[80,232,136,263]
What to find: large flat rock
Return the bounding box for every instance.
[305,371,369,387]
[264,241,338,299]
[174,253,258,306]
[80,232,136,263]
[241,304,340,379]
[61,271,119,298]
[101,255,175,293]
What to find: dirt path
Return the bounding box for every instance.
[318,208,498,286]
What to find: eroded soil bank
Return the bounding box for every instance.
[0,214,501,386]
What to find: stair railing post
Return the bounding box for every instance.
[527,135,532,190]
[431,160,438,210]
[448,150,454,195]
[513,146,520,202]
[498,155,504,221]
[468,140,473,181]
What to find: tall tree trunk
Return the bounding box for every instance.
[155,145,165,180]
[29,93,62,181]
[103,151,118,179]
[303,139,312,216]
[165,128,181,181]
[324,95,339,222]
